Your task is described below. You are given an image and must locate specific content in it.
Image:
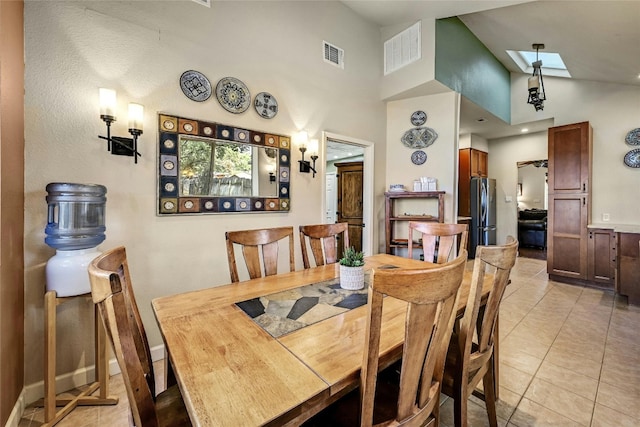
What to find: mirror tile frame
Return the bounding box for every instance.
[157,113,291,215]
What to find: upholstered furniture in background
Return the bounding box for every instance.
[518,209,547,249]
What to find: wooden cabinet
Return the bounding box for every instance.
[617,232,640,305]
[588,228,616,288]
[547,122,592,282]
[548,122,592,195]
[385,191,444,255]
[458,148,488,217]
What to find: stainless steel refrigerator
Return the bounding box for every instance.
[470,177,497,258]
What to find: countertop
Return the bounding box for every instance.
[588,223,640,234]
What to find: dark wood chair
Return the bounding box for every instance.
[441,236,518,427]
[304,251,468,427]
[225,226,295,283]
[299,223,349,269]
[87,246,191,427]
[408,222,469,264]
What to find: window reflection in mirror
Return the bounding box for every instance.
[179,137,278,198]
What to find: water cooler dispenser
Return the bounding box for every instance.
[44,183,107,297]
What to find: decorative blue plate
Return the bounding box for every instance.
[179,70,212,102]
[625,128,640,146]
[254,92,278,119]
[401,127,438,149]
[411,150,427,165]
[624,148,640,168]
[216,77,250,114]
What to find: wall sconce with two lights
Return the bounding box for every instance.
[98,88,144,164]
[296,131,319,178]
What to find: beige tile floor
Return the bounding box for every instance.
[18,256,640,426]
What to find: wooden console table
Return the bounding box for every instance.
[41,290,118,426]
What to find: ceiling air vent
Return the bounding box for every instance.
[384,21,421,75]
[323,41,344,69]
[191,0,211,7]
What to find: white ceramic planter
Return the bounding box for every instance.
[339,264,365,290]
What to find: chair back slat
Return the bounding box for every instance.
[359,251,467,427]
[299,223,349,268]
[408,222,468,264]
[226,226,295,282]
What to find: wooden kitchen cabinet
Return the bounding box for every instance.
[547,122,592,282]
[617,232,640,305]
[587,228,616,288]
[458,148,488,217]
[548,121,592,194]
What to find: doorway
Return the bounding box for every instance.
[322,132,374,256]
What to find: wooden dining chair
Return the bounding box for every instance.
[304,251,468,427]
[87,246,191,427]
[441,236,518,427]
[225,226,295,283]
[299,223,349,268]
[408,221,469,264]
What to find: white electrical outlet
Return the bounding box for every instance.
[602,213,610,222]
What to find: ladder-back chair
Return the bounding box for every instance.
[225,226,295,282]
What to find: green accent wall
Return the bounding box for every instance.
[435,17,510,123]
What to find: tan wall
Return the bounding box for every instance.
[0,1,25,423]
[23,1,385,392]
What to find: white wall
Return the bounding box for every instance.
[385,92,460,241]
[517,164,548,211]
[24,1,385,388]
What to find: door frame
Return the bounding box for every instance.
[322,131,374,256]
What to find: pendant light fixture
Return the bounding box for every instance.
[527,43,546,111]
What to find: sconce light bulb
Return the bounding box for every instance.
[128,103,144,133]
[296,130,308,148]
[99,88,116,120]
[308,139,319,157]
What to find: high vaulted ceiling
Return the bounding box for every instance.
[341,0,640,139]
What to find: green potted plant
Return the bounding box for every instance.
[339,246,365,290]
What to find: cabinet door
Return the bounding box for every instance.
[548,194,589,279]
[477,150,488,177]
[548,122,592,194]
[617,233,640,305]
[458,149,471,217]
[588,228,615,287]
[469,149,488,177]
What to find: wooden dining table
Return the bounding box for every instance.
[152,254,496,427]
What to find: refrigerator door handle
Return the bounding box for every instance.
[480,181,487,224]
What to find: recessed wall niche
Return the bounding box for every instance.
[157,114,291,215]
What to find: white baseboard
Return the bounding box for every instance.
[5,388,26,427]
[23,344,165,406]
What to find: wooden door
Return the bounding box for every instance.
[548,122,591,194]
[336,162,363,257]
[548,194,589,279]
[588,228,615,288]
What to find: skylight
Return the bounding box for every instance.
[506,50,571,78]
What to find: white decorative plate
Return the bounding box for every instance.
[179,70,212,102]
[254,92,278,119]
[216,77,250,114]
[624,148,640,168]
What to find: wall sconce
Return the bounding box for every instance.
[98,88,143,164]
[297,132,319,178]
[267,164,276,183]
[527,43,546,112]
